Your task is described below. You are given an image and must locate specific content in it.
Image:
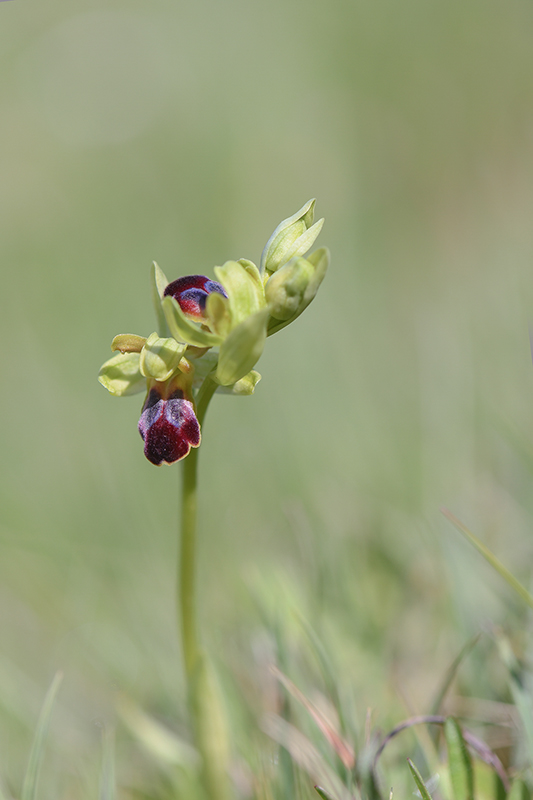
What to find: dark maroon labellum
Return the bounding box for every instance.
[164,275,227,319]
[138,386,201,465]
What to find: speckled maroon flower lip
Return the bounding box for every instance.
[138,384,201,466]
[163,275,227,319]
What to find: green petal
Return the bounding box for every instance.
[162,296,222,348]
[111,333,147,353]
[151,261,170,337]
[98,352,146,396]
[283,218,324,265]
[216,370,261,395]
[216,309,268,386]
[214,260,266,329]
[139,332,187,381]
[267,247,330,336]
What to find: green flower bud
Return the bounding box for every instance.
[98,351,146,396]
[216,308,269,386]
[260,199,324,275]
[265,257,315,320]
[139,332,187,381]
[267,247,330,336]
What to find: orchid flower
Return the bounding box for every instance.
[98,199,329,465]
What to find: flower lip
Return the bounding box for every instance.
[164,275,227,319]
[138,384,201,465]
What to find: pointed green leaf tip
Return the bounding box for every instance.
[407,759,435,800]
[139,333,187,381]
[98,352,146,396]
[444,718,474,800]
[261,199,324,275]
[314,787,335,800]
[216,309,269,385]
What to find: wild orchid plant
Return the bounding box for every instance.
[98,199,328,796]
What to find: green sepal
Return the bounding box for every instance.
[205,291,232,338]
[265,256,315,320]
[267,247,330,336]
[216,370,261,395]
[111,333,147,353]
[260,199,324,274]
[98,352,146,396]
[214,260,266,328]
[216,308,268,386]
[237,259,263,293]
[151,261,170,337]
[162,296,222,348]
[139,332,187,381]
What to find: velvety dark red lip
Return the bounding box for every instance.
[164,275,227,319]
[138,387,201,465]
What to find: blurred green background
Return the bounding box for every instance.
[2,0,533,795]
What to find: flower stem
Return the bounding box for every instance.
[180,446,200,679]
[179,374,232,799]
[179,374,218,681]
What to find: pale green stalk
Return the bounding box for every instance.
[179,374,231,800]
[179,374,218,680]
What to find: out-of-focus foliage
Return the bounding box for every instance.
[2,0,533,796]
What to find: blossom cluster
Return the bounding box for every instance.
[98,200,329,465]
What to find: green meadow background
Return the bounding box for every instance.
[2,0,533,796]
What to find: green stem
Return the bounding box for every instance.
[179,374,218,680]
[179,373,232,800]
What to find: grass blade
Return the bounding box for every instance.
[263,713,351,800]
[21,672,62,800]
[272,665,355,769]
[441,509,533,610]
[407,758,434,800]
[430,634,481,716]
[444,718,474,800]
[508,778,530,800]
[494,629,533,766]
[315,786,335,800]
[99,727,115,800]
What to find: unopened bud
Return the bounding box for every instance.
[265,257,314,320]
[260,199,324,275]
